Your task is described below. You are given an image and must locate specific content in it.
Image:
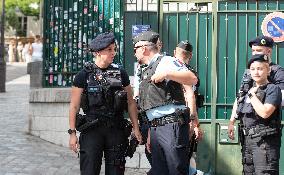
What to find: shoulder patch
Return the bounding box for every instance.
[173,59,185,67]
[111,63,119,68]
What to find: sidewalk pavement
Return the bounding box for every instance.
[0,74,148,175]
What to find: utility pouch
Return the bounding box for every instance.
[114,90,128,112]
[75,113,87,131]
[80,93,89,112]
[87,85,104,106]
[238,123,244,146]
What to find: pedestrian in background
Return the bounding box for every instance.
[68,32,142,175]
[133,30,197,175]
[17,41,24,62]
[22,41,32,63]
[29,35,43,62]
[8,39,16,62]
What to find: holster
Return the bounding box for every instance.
[125,134,139,158]
[238,123,245,146]
[75,114,99,132]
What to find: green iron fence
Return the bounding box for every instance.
[43,0,124,87]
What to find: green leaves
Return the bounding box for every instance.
[5,0,40,16]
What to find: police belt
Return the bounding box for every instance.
[242,125,279,138]
[150,113,186,127]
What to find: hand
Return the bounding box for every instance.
[151,72,167,83]
[146,129,151,153]
[248,86,258,94]
[228,121,235,140]
[133,128,142,144]
[69,134,79,153]
[193,127,203,141]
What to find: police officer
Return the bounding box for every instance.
[228,36,284,139]
[174,41,203,141]
[133,33,165,170]
[174,41,203,175]
[68,32,142,175]
[233,54,282,174]
[133,31,198,175]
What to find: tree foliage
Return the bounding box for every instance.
[5,0,40,16]
[4,0,40,36]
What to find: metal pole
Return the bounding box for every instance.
[0,0,6,92]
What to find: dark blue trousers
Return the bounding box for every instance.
[150,122,189,175]
[79,125,127,175]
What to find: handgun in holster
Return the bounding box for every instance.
[125,133,139,158]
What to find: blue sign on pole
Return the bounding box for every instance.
[132,25,151,37]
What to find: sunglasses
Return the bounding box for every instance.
[134,44,152,53]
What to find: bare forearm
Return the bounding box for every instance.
[166,71,197,85]
[128,101,139,130]
[230,99,238,123]
[69,105,79,129]
[250,94,274,118]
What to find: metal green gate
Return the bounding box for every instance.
[43,0,284,174]
[156,0,284,174]
[43,0,124,87]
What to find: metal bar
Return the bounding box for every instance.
[234,1,238,115]
[177,2,179,43]
[158,0,164,38]
[224,1,228,119]
[0,0,6,92]
[245,1,248,64]
[216,10,282,13]
[211,1,218,173]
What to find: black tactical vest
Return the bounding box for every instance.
[81,63,128,118]
[237,83,281,129]
[138,56,186,112]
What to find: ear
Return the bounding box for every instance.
[93,51,99,57]
[268,66,271,75]
[189,52,193,59]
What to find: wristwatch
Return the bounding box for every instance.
[68,129,76,135]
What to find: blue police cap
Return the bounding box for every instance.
[89,32,115,52]
[247,54,269,68]
[132,31,159,45]
[177,40,193,52]
[249,35,274,48]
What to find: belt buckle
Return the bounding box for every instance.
[151,119,157,127]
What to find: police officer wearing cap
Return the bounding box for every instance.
[133,31,198,175]
[228,36,284,138]
[68,32,142,175]
[174,41,204,175]
[133,32,164,170]
[174,41,203,139]
[233,54,282,174]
